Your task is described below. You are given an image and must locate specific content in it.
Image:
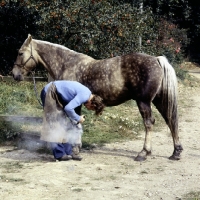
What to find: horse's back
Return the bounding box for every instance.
[78,53,163,105]
[120,53,163,100]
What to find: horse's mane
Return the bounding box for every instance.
[33,39,81,55]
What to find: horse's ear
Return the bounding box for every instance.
[24,34,32,46]
[27,34,32,43]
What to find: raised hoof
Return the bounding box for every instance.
[134,155,147,162]
[168,155,181,161]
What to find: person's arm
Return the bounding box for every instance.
[64,95,83,122]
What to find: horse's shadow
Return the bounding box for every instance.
[1,136,171,162]
[82,146,139,160]
[1,144,139,162]
[82,146,170,160]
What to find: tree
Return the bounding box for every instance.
[0,0,190,75]
[33,0,183,61]
[0,1,39,75]
[143,0,200,62]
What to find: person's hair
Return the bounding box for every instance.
[91,95,105,116]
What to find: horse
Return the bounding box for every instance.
[12,34,183,161]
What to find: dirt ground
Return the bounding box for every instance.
[1,66,200,200]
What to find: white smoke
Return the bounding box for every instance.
[63,118,83,146]
[41,114,83,146]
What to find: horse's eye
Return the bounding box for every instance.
[19,52,23,56]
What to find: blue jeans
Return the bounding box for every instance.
[51,142,72,159]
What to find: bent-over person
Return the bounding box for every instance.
[40,80,105,161]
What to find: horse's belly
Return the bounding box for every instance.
[94,87,133,106]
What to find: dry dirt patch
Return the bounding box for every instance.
[1,74,200,200]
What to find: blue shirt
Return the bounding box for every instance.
[41,80,92,122]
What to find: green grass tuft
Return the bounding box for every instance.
[182,191,200,200]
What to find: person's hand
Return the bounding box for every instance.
[79,115,85,123]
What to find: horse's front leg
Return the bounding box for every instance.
[135,101,155,161]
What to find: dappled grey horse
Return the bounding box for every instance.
[12,34,183,161]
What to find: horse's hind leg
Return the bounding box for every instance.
[153,96,183,160]
[135,100,155,161]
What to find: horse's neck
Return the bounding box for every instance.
[34,40,92,80]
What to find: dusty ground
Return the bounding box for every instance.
[1,66,200,200]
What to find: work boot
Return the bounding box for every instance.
[72,154,82,161]
[57,154,72,161]
[72,144,81,155]
[72,144,82,161]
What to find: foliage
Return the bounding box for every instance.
[32,0,152,58]
[182,190,200,200]
[174,66,188,81]
[0,121,21,140]
[143,0,200,62]
[32,0,188,63]
[0,1,39,75]
[0,80,44,143]
[0,80,44,115]
[29,0,188,67]
[143,18,188,64]
[0,0,190,76]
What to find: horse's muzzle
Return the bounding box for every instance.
[12,73,23,81]
[12,67,24,81]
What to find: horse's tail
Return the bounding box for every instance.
[156,56,178,135]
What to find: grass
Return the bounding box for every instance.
[71,188,83,192]
[0,80,44,116]
[0,161,23,173]
[81,99,166,148]
[0,78,181,147]
[182,191,200,200]
[0,174,25,183]
[0,161,26,183]
[0,80,45,143]
[0,80,147,146]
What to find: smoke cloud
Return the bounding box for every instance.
[41,113,83,146]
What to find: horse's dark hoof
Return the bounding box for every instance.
[168,155,181,160]
[134,155,147,162]
[135,149,151,161]
[169,145,183,160]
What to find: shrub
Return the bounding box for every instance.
[0,1,39,75]
[31,0,188,65]
[0,0,189,76]
[142,19,189,64]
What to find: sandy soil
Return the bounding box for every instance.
[0,69,200,200]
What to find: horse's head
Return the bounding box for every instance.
[12,34,37,81]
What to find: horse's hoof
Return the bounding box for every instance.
[168,155,181,160]
[169,145,183,160]
[134,155,147,162]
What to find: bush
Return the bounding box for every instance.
[142,19,188,65]
[32,0,188,64]
[0,0,189,75]
[0,1,39,75]
[31,1,147,58]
